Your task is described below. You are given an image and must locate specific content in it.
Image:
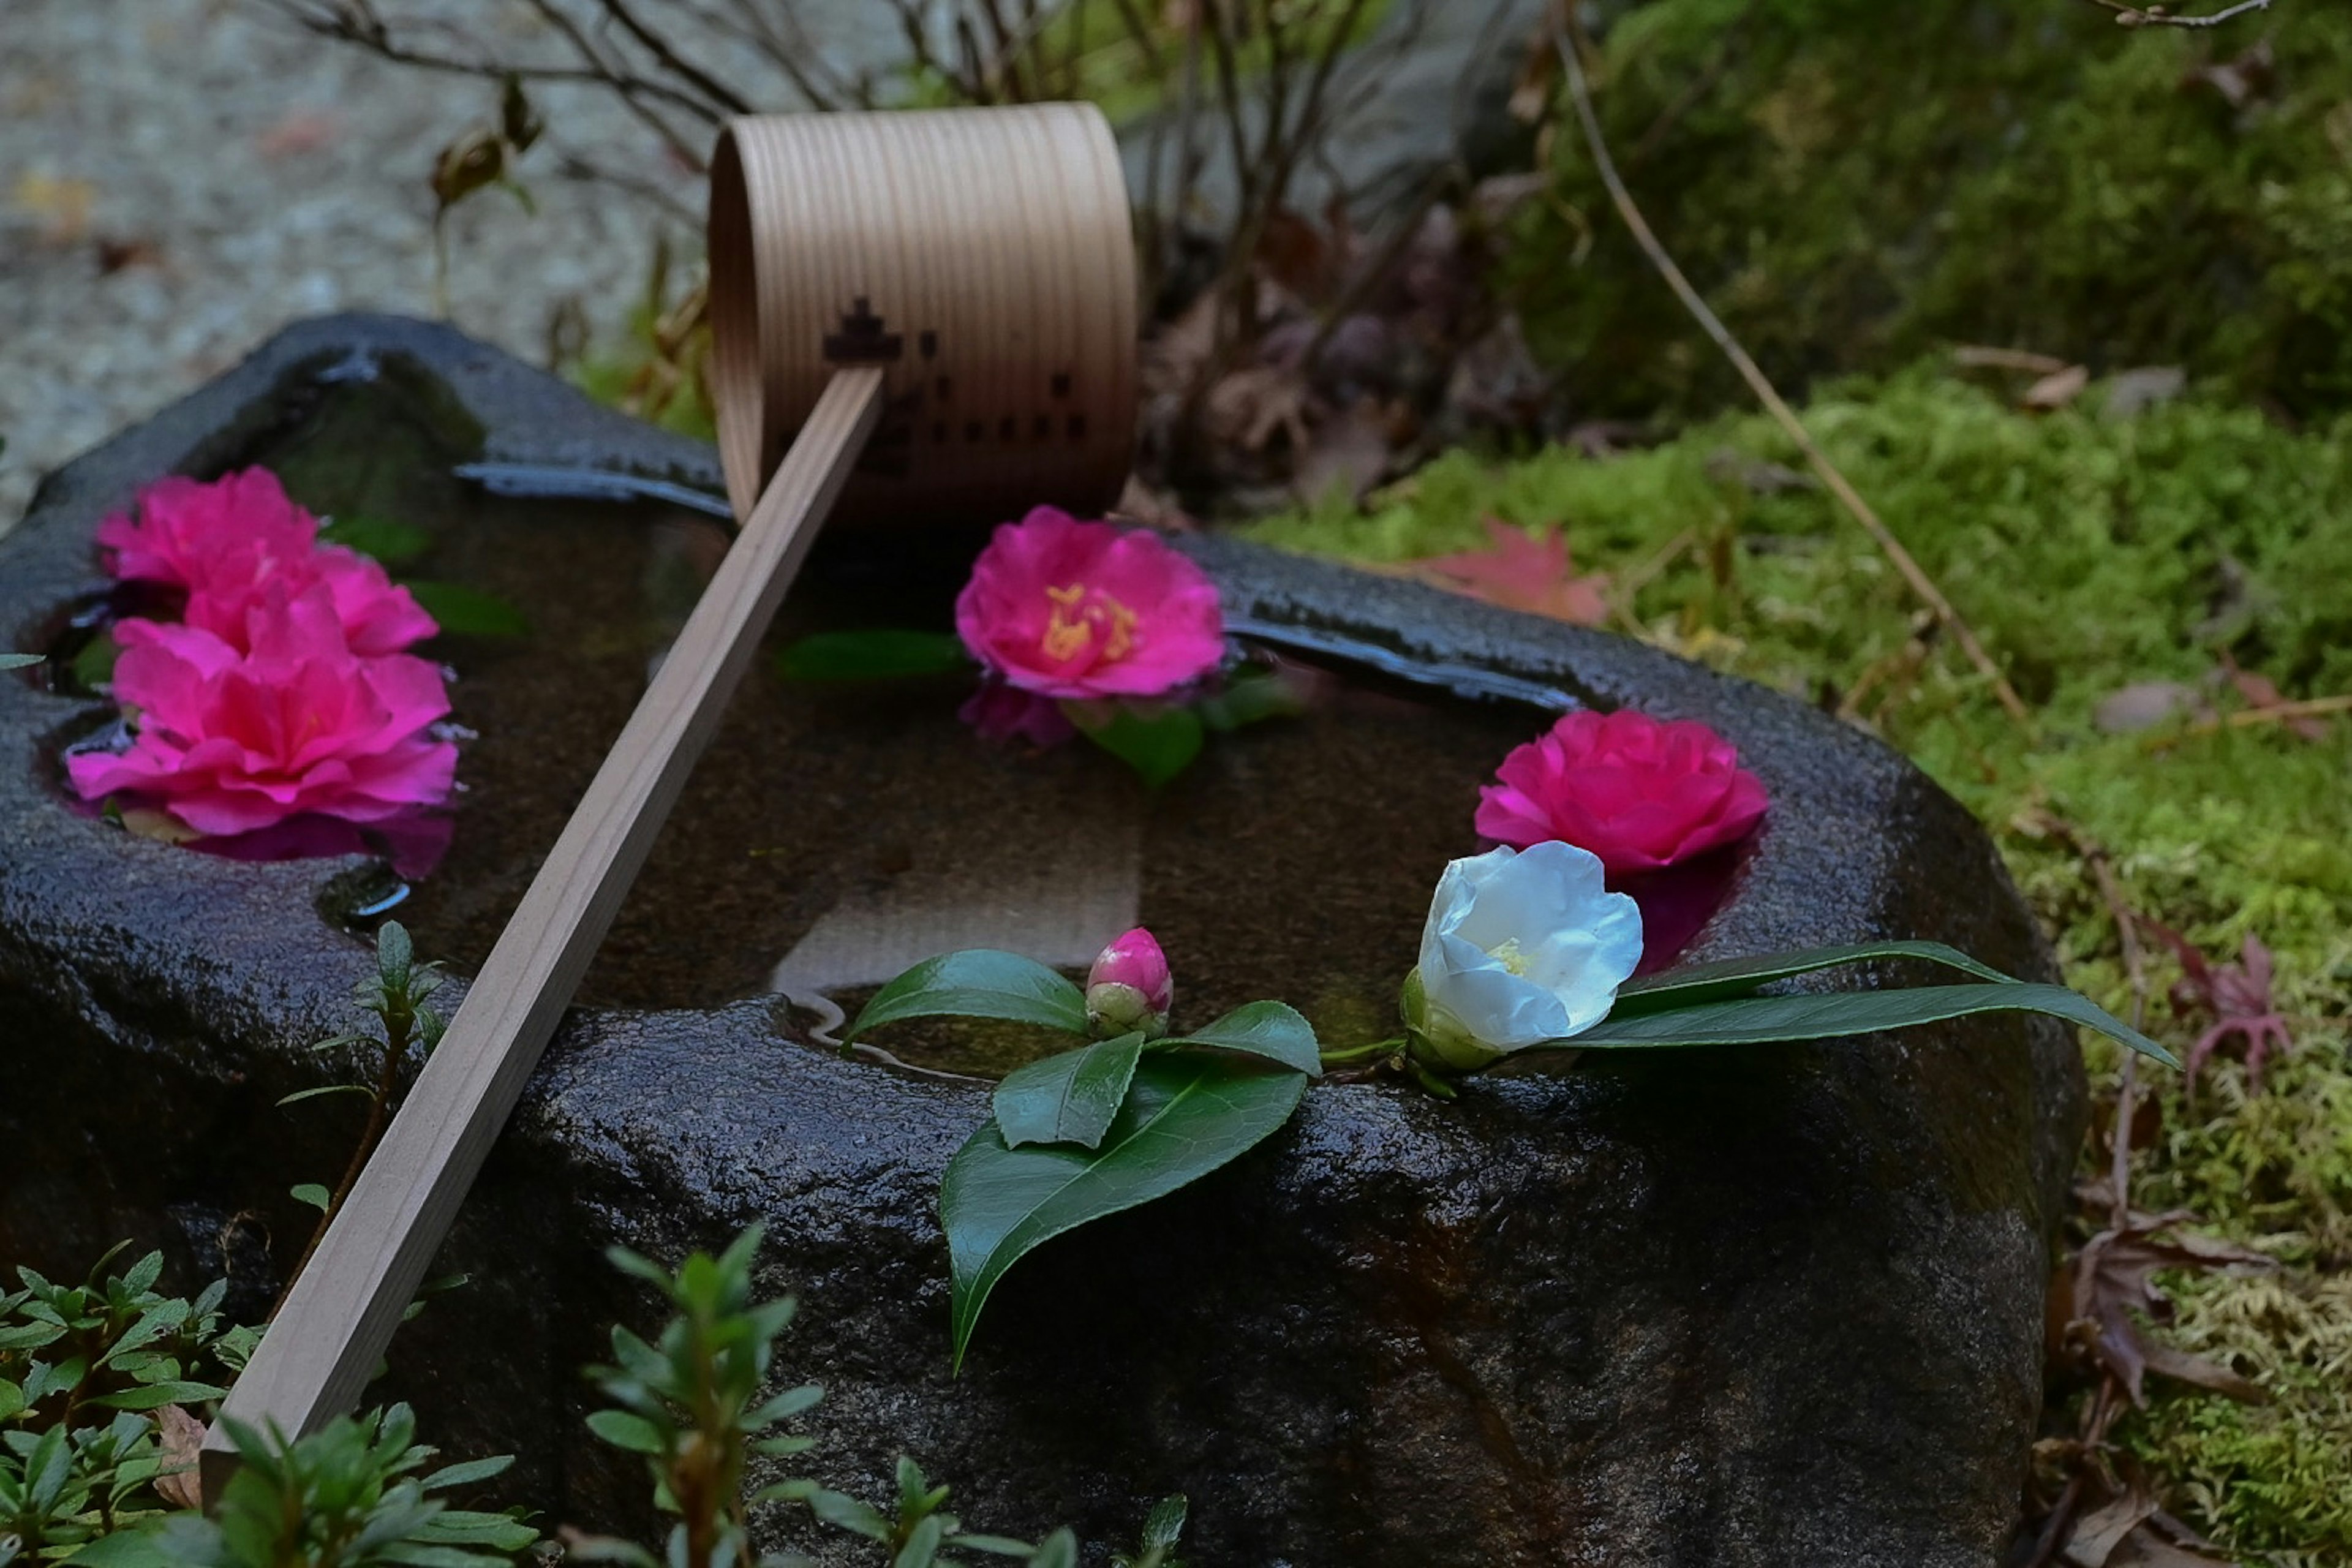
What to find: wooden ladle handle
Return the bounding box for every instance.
[200,368,888,1501]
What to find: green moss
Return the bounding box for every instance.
[1246,366,2352,1556]
[1509,0,2352,416]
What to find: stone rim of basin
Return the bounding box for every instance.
[0,315,2086,1566]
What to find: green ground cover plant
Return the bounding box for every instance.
[1512,0,2352,418]
[1248,364,2352,1560]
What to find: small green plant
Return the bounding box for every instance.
[581,1226,1178,1567]
[282,924,445,1279]
[79,1404,535,1568]
[0,1248,254,1564]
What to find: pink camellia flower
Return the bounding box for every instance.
[1085,926,1174,1040]
[67,586,458,837]
[97,469,318,589]
[97,469,437,657]
[184,541,439,658]
[1475,709,1768,876]
[954,508,1223,699]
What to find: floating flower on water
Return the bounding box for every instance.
[97,469,437,657]
[97,469,317,590]
[954,507,1223,700]
[184,541,438,659]
[1474,709,1767,876]
[67,586,458,837]
[1403,842,1642,1072]
[1086,926,1174,1040]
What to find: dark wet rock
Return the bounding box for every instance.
[0,314,2081,1566]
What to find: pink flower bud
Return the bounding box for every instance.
[1085,927,1173,1039]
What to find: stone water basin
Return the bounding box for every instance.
[0,315,2083,1566]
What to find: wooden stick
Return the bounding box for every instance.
[200,367,887,1500]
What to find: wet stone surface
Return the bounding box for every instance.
[0,315,2083,1566]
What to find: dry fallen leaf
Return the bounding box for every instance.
[2095,681,2203,734]
[2103,366,2186,421]
[2221,657,2331,741]
[1414,518,1612,627]
[153,1403,208,1510]
[2024,363,2092,411]
[2050,1204,2274,1406]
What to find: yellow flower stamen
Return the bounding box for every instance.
[1487,937,1532,976]
[1041,581,1139,664]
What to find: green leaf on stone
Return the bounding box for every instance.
[290,1183,332,1212]
[848,949,1090,1041]
[0,651,43,671]
[1570,981,2177,1066]
[320,514,434,567]
[993,1035,1145,1152]
[941,1055,1307,1368]
[775,629,969,682]
[403,581,531,639]
[1156,1000,1322,1076]
[1610,940,2017,1017]
[1070,703,1203,789]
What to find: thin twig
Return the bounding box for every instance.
[1546,4,2035,730]
[2079,0,2274,27]
[2169,691,2352,741]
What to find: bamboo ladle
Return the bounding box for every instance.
[202,102,1137,1498]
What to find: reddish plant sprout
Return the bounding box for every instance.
[2142,920,2294,1094]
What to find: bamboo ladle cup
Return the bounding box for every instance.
[202,103,1137,1498]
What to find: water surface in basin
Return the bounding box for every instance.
[64,363,1690,1076]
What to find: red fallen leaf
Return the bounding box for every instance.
[2141,920,2295,1092]
[2220,654,2330,741]
[2049,1202,2274,1407]
[1414,517,1611,627]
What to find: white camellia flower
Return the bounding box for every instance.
[1404,841,1645,1072]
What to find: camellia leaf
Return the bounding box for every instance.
[1069,704,1204,789]
[320,514,434,567]
[941,1055,1307,1368]
[775,629,970,682]
[848,949,1089,1041]
[1569,982,2177,1066]
[402,580,531,639]
[993,1035,1145,1152]
[1156,1000,1322,1076]
[1611,940,2017,1017]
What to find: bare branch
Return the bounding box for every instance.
[2081,0,2275,27]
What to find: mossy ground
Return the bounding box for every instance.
[1248,369,2352,1560]
[1513,0,2352,418]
